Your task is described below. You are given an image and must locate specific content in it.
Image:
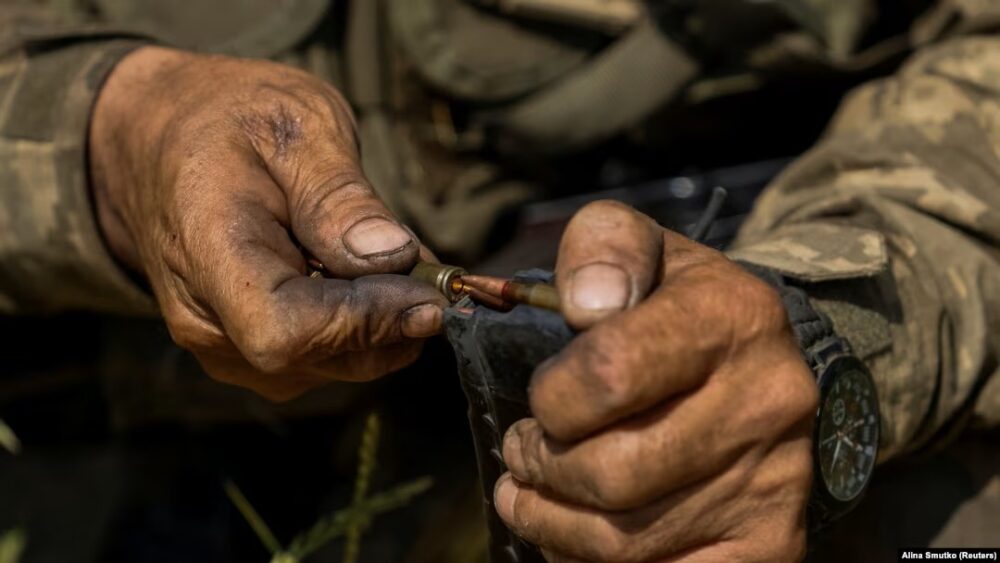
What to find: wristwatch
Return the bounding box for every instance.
[740,263,881,529]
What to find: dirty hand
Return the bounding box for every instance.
[496,201,819,562]
[89,46,446,400]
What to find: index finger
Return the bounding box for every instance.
[186,165,447,379]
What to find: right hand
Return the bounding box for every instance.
[89,46,447,400]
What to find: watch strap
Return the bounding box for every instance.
[737,262,852,373]
[738,261,875,530]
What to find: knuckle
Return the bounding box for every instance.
[530,332,643,441]
[535,364,624,440]
[296,172,374,219]
[769,525,807,563]
[512,493,540,537]
[580,199,636,219]
[533,336,635,439]
[794,372,821,418]
[715,270,790,348]
[578,439,643,509]
[331,286,375,350]
[162,306,212,352]
[241,328,298,375]
[519,426,548,483]
[743,275,788,329]
[775,362,820,423]
[264,75,352,127]
[590,525,635,563]
[571,200,643,232]
[586,466,637,510]
[166,322,204,352]
[163,316,201,350]
[315,84,356,129]
[589,354,635,416]
[794,459,815,496]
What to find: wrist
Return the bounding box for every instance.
[88,45,193,274]
[737,262,881,529]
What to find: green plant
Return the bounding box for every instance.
[0,419,19,455]
[225,413,432,563]
[0,528,26,563]
[0,419,25,563]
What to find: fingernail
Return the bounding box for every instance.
[401,303,443,338]
[494,473,518,523]
[569,262,630,311]
[502,425,525,479]
[344,217,413,258]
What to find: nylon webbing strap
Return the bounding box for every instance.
[484,17,700,151]
[738,262,851,373]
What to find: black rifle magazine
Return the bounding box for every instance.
[443,269,573,563]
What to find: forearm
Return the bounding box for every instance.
[731,35,1000,459]
[0,4,155,314]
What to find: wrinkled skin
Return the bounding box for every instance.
[92,47,818,560]
[90,46,447,400]
[494,201,819,562]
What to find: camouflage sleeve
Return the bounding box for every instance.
[729,35,1000,460]
[0,3,156,315]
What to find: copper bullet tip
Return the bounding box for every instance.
[459,275,510,299]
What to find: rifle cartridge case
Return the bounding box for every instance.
[504,281,561,312]
[466,286,515,311]
[409,262,468,302]
[461,275,561,312]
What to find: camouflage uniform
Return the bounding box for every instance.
[730,30,1000,459]
[0,0,997,558]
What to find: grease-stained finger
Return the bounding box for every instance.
[187,191,444,380]
[555,200,663,329]
[240,85,420,279]
[493,472,724,563]
[507,350,813,510]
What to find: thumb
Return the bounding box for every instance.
[245,93,419,279]
[555,200,663,329]
[291,166,419,279]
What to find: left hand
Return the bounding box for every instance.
[89,47,447,401]
[494,201,819,562]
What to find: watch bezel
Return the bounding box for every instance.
[811,354,880,519]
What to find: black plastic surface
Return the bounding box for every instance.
[443,269,573,563]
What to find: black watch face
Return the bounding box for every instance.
[816,362,879,503]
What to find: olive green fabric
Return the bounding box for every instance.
[387,0,598,103]
[91,0,331,57]
[731,34,1000,458]
[0,2,153,314]
[481,18,700,151]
